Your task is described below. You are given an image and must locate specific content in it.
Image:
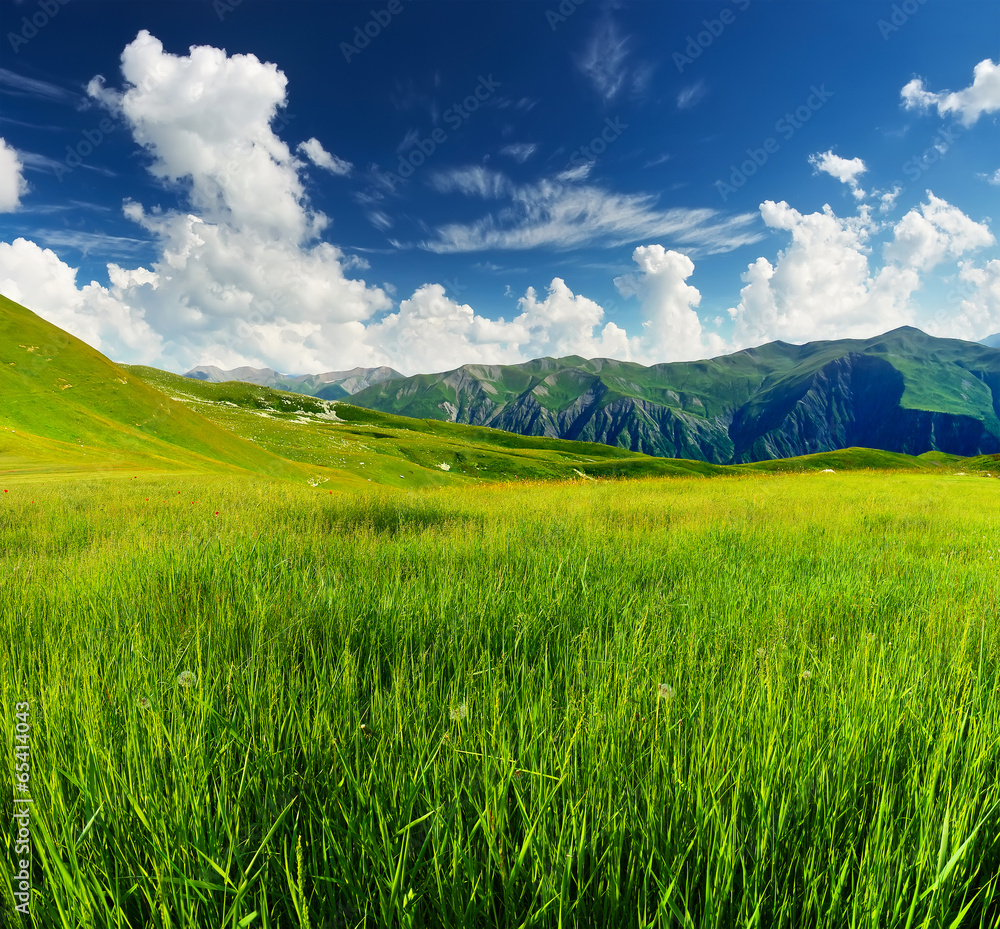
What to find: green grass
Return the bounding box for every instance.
[2,470,999,928]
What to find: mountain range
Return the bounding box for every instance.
[185,363,402,399]
[335,328,1000,463]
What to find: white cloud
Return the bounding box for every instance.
[500,143,537,164]
[577,18,631,102]
[883,191,994,268]
[297,138,352,175]
[615,245,721,363]
[982,169,1000,186]
[555,162,592,183]
[428,166,510,199]
[676,81,706,110]
[363,278,629,374]
[879,185,902,213]
[0,237,162,359]
[808,150,867,199]
[729,194,995,348]
[901,58,1000,126]
[8,29,393,373]
[0,137,27,211]
[421,174,762,255]
[948,259,1000,338]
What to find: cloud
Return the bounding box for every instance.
[901,58,1000,126]
[0,30,393,373]
[0,137,27,211]
[577,18,632,102]
[728,194,995,347]
[981,169,1000,186]
[420,174,762,255]
[883,191,994,268]
[808,150,867,199]
[676,81,706,110]
[428,166,510,199]
[365,278,630,374]
[0,68,79,104]
[948,259,1000,339]
[555,162,592,183]
[297,138,352,175]
[500,143,537,164]
[615,245,721,363]
[879,185,902,213]
[0,237,162,359]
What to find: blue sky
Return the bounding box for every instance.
[0,0,997,375]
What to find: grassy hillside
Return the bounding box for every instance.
[0,294,315,480]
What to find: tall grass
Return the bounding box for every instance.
[1,472,999,927]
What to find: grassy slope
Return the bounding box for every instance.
[125,365,735,487]
[0,294,315,480]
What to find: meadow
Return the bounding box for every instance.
[1,469,999,928]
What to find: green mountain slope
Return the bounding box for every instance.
[0,294,318,479]
[347,328,1000,463]
[125,365,741,487]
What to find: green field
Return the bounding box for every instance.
[2,469,999,928]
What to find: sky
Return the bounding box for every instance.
[0,0,997,377]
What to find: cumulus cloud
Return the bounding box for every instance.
[0,237,162,358]
[615,245,721,363]
[7,30,391,373]
[883,192,994,268]
[901,58,1000,126]
[728,194,995,347]
[0,137,27,211]
[808,150,867,199]
[297,138,352,175]
[948,259,1000,338]
[364,278,630,374]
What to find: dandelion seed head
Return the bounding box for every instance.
[449,702,468,721]
[658,683,675,700]
[137,696,151,709]
[176,670,198,689]
[801,670,813,681]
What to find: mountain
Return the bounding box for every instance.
[980,333,1000,349]
[346,327,1000,463]
[185,363,403,399]
[0,294,323,478]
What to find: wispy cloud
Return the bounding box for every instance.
[577,18,632,102]
[0,68,79,104]
[31,228,150,257]
[677,81,707,110]
[17,150,116,177]
[428,166,510,198]
[419,174,763,255]
[500,143,538,164]
[643,153,671,169]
